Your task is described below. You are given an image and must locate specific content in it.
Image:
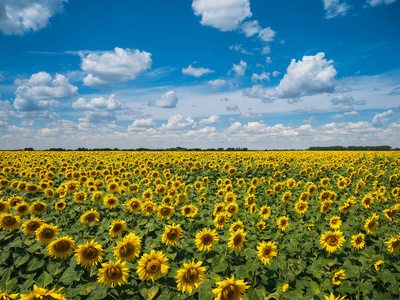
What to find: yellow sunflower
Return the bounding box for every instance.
[162,223,182,246]
[228,229,246,252]
[109,220,127,238]
[182,205,198,218]
[324,292,348,300]
[214,212,228,229]
[137,250,169,281]
[35,223,59,244]
[158,205,175,220]
[142,201,157,216]
[125,198,142,213]
[230,221,244,232]
[385,235,400,254]
[14,202,30,216]
[361,194,374,209]
[0,291,18,300]
[75,240,105,268]
[212,275,249,300]
[257,221,266,232]
[47,236,76,259]
[114,233,142,262]
[294,200,308,214]
[176,260,206,294]
[22,217,43,235]
[332,269,345,285]
[91,191,103,204]
[195,228,219,251]
[103,194,119,209]
[225,203,239,217]
[329,216,342,230]
[383,204,399,222]
[351,233,365,250]
[80,209,100,223]
[98,260,130,287]
[364,213,379,234]
[277,216,289,231]
[259,205,271,220]
[73,191,87,204]
[281,191,292,203]
[320,231,345,252]
[28,200,46,215]
[0,213,21,231]
[142,188,153,201]
[374,260,385,271]
[213,203,225,216]
[54,200,66,210]
[320,200,333,213]
[257,241,277,265]
[19,285,65,300]
[0,199,9,213]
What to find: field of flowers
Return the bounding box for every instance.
[0,150,399,300]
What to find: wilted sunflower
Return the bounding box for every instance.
[47,236,76,259]
[137,250,169,281]
[22,217,43,235]
[14,202,30,216]
[104,194,119,209]
[257,241,277,265]
[259,205,271,220]
[109,220,127,238]
[351,233,365,250]
[329,216,342,230]
[142,201,157,216]
[214,212,228,229]
[55,201,66,210]
[277,216,289,231]
[385,235,400,254]
[176,260,206,294]
[19,285,65,300]
[364,213,379,234]
[0,199,9,213]
[332,269,345,285]
[80,209,100,223]
[162,223,182,246]
[294,200,308,214]
[0,213,21,231]
[195,228,219,251]
[75,240,105,268]
[182,205,198,218]
[230,221,244,233]
[98,260,130,288]
[228,229,246,252]
[212,275,249,300]
[30,201,47,215]
[35,223,58,244]
[114,233,142,262]
[73,191,87,204]
[320,231,345,252]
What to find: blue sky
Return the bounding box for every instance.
[0,0,399,150]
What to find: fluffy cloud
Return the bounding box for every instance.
[148,91,178,109]
[13,72,77,117]
[241,20,276,42]
[0,100,18,120]
[161,114,196,131]
[252,72,270,82]
[275,52,337,98]
[367,0,397,6]
[127,118,156,131]
[242,85,274,103]
[322,0,351,18]
[372,109,392,127]
[229,60,247,76]
[0,0,66,35]
[330,94,366,110]
[81,47,152,88]
[192,0,252,31]
[199,115,220,125]
[272,71,281,77]
[258,27,276,42]
[182,64,214,77]
[208,79,226,88]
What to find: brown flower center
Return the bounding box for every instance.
[82,246,98,259]
[41,228,55,239]
[3,216,17,226]
[222,284,238,300]
[183,268,199,283]
[327,236,338,246]
[202,234,212,245]
[161,207,171,216]
[119,243,135,257]
[27,221,40,231]
[233,235,242,246]
[167,228,178,240]
[113,223,123,232]
[34,203,45,211]
[54,240,71,252]
[106,266,122,279]
[145,258,161,274]
[17,205,28,213]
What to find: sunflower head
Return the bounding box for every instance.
[214,212,228,229]
[30,201,47,215]
[228,229,246,252]
[22,217,43,236]
[0,213,21,231]
[320,231,345,253]
[19,285,65,300]
[137,250,169,281]
[109,220,127,238]
[212,276,249,300]
[176,260,207,294]
[55,201,66,210]
[332,269,346,285]
[15,202,30,216]
[80,209,100,223]
[104,195,119,209]
[230,221,244,233]
[98,260,130,288]
[0,200,9,213]
[47,236,76,259]
[257,241,277,265]
[114,233,142,262]
[75,240,105,268]
[385,235,400,254]
[277,216,289,231]
[294,200,308,214]
[195,228,219,252]
[162,223,182,246]
[35,223,59,244]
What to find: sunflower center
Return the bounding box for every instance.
[263,247,271,256]
[145,258,161,274]
[120,243,135,257]
[27,221,40,231]
[161,208,171,216]
[113,224,123,232]
[86,214,95,222]
[280,220,287,226]
[82,246,99,259]
[3,216,16,226]
[106,266,122,279]
[17,205,28,213]
[331,220,338,225]
[34,203,45,211]
[108,199,116,205]
[54,240,71,252]
[228,206,236,213]
[184,207,191,214]
[145,205,153,212]
[356,237,363,244]
[393,240,399,248]
[167,229,178,240]
[218,217,225,225]
[202,234,212,245]
[233,235,242,246]
[131,202,139,209]
[368,220,376,228]
[327,236,338,246]
[222,284,238,300]
[183,267,199,283]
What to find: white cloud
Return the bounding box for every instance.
[161,114,196,131]
[0,100,18,120]
[258,27,276,42]
[272,71,281,77]
[229,44,252,54]
[344,111,359,116]
[242,85,274,103]
[303,117,315,124]
[323,0,351,18]
[372,109,392,127]
[199,115,220,125]
[330,94,366,110]
[192,0,252,32]
[261,46,271,55]
[127,118,156,131]
[276,52,337,98]
[252,72,270,82]
[229,60,247,76]
[81,47,152,88]
[367,0,397,6]
[182,64,214,77]
[197,126,217,134]
[148,91,178,109]
[0,0,66,35]
[266,57,272,64]
[72,94,125,111]
[241,20,260,37]
[208,79,226,88]
[239,112,262,118]
[294,106,326,114]
[226,105,239,111]
[241,20,276,42]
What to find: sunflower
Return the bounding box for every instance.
[109,220,127,238]
[142,188,153,201]
[332,269,345,285]
[230,221,244,233]
[320,231,345,252]
[142,201,157,216]
[214,212,228,229]
[0,291,18,300]
[107,182,119,193]
[125,198,142,213]
[294,200,308,214]
[104,194,119,209]
[0,199,9,213]
[19,285,65,300]
[257,241,277,265]
[329,216,342,230]
[383,204,399,222]
[385,235,400,254]
[8,196,23,207]
[281,191,292,203]
[91,191,103,204]
[213,203,225,216]
[257,221,266,232]
[35,223,59,244]
[55,201,66,210]
[98,260,130,288]
[75,240,105,268]
[176,260,206,294]
[212,275,249,300]
[351,233,365,250]
[0,213,21,231]
[195,228,219,251]
[65,181,79,193]
[80,209,100,223]
[320,200,333,213]
[324,292,348,300]
[228,229,246,252]
[22,217,43,235]
[182,205,198,218]
[25,184,39,194]
[162,223,182,246]
[277,216,289,231]
[245,195,256,207]
[73,191,87,204]
[137,250,169,281]
[14,202,30,216]
[47,236,76,259]
[225,203,239,217]
[30,201,47,215]
[364,213,379,234]
[374,260,384,271]
[199,197,207,205]
[361,194,374,209]
[224,192,236,204]
[114,233,142,262]
[157,205,174,220]
[259,205,271,220]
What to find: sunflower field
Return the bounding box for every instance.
[0,150,399,300]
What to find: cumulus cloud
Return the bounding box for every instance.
[242,85,274,103]
[81,47,152,88]
[252,72,270,82]
[148,91,178,109]
[229,60,247,76]
[367,0,397,6]
[0,0,66,35]
[0,100,18,120]
[330,94,366,110]
[258,27,276,42]
[127,118,156,131]
[208,79,226,88]
[275,52,337,98]
[199,115,220,125]
[161,114,196,131]
[192,0,252,32]
[372,109,392,127]
[323,0,351,18]
[182,64,214,77]
[240,20,276,42]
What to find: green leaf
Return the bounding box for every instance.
[284,288,303,298]
[26,258,45,272]
[36,271,53,287]
[360,281,373,294]
[15,254,30,267]
[26,242,42,253]
[310,281,320,295]
[10,236,22,247]
[212,256,228,273]
[90,284,108,300]
[59,266,78,285]
[379,269,396,284]
[139,283,160,300]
